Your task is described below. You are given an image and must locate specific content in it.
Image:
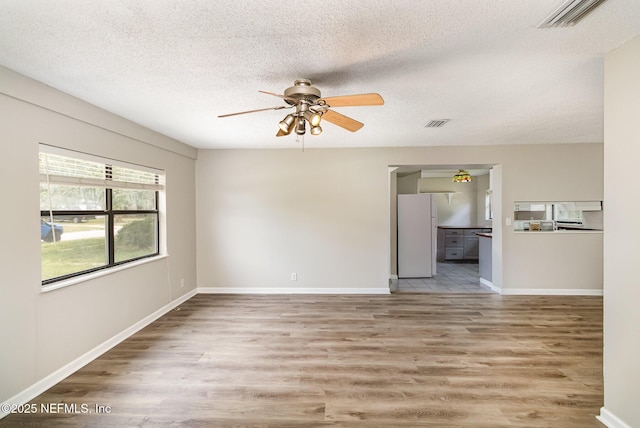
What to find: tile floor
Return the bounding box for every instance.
[391,261,494,293]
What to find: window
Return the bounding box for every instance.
[512,201,603,231]
[553,203,583,224]
[40,145,165,285]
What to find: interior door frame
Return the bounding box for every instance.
[388,164,503,291]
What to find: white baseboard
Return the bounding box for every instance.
[500,288,603,296]
[198,287,391,295]
[479,278,501,294]
[0,288,197,420]
[389,274,398,280]
[597,407,633,428]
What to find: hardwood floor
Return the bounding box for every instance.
[1,294,604,427]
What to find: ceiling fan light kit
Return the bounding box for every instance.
[303,111,321,127]
[295,117,306,135]
[218,79,384,138]
[310,124,322,135]
[278,114,296,133]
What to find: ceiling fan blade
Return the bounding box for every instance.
[258,90,299,104]
[218,105,287,118]
[276,129,287,137]
[319,93,384,107]
[322,109,364,132]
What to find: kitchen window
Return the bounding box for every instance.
[513,201,603,231]
[553,201,602,224]
[40,145,165,285]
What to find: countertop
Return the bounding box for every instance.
[514,229,603,234]
[477,233,492,238]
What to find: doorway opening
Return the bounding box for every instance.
[389,164,502,294]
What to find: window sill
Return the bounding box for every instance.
[41,254,169,293]
[513,230,603,234]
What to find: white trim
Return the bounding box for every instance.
[479,277,502,294]
[390,274,398,280]
[500,288,603,296]
[197,287,391,295]
[42,255,169,292]
[597,407,633,428]
[0,288,196,420]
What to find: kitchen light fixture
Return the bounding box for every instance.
[453,170,472,183]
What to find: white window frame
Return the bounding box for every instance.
[39,144,166,287]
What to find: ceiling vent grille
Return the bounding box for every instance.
[425,119,450,128]
[537,0,608,28]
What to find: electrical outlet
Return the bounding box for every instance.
[290,273,297,281]
[180,278,185,288]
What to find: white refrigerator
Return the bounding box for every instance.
[397,193,437,278]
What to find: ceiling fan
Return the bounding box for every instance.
[218,79,384,137]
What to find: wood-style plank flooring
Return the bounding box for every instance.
[1,294,604,427]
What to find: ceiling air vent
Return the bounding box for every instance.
[425,119,450,128]
[537,0,608,28]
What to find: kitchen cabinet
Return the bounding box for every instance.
[437,227,491,261]
[443,231,463,260]
[463,229,480,259]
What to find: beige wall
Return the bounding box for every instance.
[196,143,603,293]
[419,175,491,228]
[422,177,478,226]
[397,171,420,194]
[602,35,640,427]
[196,149,391,290]
[475,174,491,227]
[0,66,198,403]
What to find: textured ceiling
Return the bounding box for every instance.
[1,1,639,149]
